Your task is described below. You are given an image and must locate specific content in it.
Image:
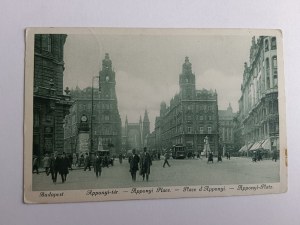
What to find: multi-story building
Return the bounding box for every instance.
[237,36,279,153]
[218,104,236,153]
[33,34,72,157]
[64,53,122,154]
[154,57,219,154]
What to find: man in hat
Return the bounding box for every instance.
[49,151,60,183]
[32,155,39,174]
[129,149,140,181]
[58,152,70,183]
[94,152,102,178]
[140,147,152,181]
[84,153,91,171]
[163,150,171,168]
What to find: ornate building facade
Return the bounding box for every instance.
[218,104,236,153]
[154,57,219,154]
[237,36,279,153]
[64,53,122,154]
[33,34,72,156]
[122,110,150,152]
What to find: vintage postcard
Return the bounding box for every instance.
[24,28,287,203]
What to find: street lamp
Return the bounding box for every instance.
[90,76,100,153]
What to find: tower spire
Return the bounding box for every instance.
[143,109,149,123]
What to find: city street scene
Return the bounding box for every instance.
[26,29,284,198]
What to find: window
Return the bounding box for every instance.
[208,127,212,134]
[266,58,270,89]
[34,112,39,127]
[271,37,276,50]
[208,116,212,121]
[47,35,51,52]
[42,34,52,52]
[200,127,204,134]
[187,127,192,133]
[265,39,269,52]
[273,56,278,87]
[272,56,277,68]
[200,115,203,120]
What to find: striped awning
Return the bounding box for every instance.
[249,140,264,151]
[238,145,247,152]
[261,139,271,151]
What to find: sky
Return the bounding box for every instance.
[63,32,252,132]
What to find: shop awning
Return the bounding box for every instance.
[261,139,271,151]
[249,140,264,151]
[249,142,259,151]
[238,145,247,152]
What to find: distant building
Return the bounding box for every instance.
[218,104,236,153]
[64,53,122,154]
[33,34,72,156]
[154,57,219,154]
[122,110,150,152]
[237,36,279,153]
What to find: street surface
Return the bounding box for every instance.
[32,157,280,191]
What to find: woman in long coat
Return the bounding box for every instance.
[139,147,152,181]
[58,152,69,183]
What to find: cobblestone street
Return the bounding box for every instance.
[32,157,280,191]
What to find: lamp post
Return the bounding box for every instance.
[90,76,100,153]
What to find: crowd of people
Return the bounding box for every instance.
[33,147,279,184]
[32,147,157,184]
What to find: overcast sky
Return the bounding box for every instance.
[63,33,252,132]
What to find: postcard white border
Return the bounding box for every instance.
[24,28,287,204]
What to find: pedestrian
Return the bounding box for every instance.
[257,151,262,161]
[94,153,102,178]
[252,151,257,162]
[217,152,222,162]
[226,152,231,160]
[119,153,123,164]
[139,147,152,181]
[73,153,78,167]
[84,153,91,171]
[49,152,60,183]
[32,155,39,174]
[43,153,51,175]
[207,152,214,163]
[68,154,73,170]
[158,152,161,160]
[163,150,171,167]
[129,149,140,181]
[79,154,84,167]
[272,150,278,162]
[58,152,69,183]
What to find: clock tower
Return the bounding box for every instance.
[97,53,122,153]
[179,56,196,100]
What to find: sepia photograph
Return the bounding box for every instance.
[24,28,287,203]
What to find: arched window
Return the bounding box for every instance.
[272,56,277,68]
[272,56,278,87]
[265,39,269,52]
[265,58,270,89]
[271,37,277,50]
[208,127,212,134]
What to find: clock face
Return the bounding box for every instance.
[81,115,87,122]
